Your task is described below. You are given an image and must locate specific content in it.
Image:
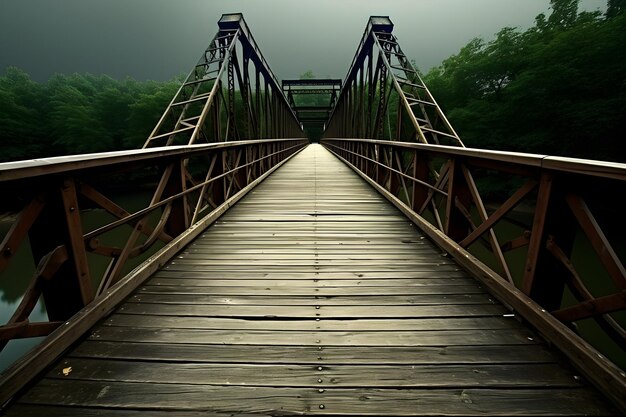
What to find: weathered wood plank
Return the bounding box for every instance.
[89,327,537,346]
[102,315,523,331]
[138,285,485,296]
[149,271,473,280]
[116,302,507,318]
[46,358,583,388]
[3,405,244,417]
[126,293,495,306]
[17,380,615,415]
[70,342,559,365]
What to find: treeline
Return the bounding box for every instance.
[1,1,625,163]
[0,69,182,162]
[422,0,626,162]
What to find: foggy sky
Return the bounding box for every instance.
[0,0,607,83]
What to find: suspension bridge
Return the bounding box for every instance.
[0,13,625,416]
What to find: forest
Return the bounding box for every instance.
[0,0,624,163]
[422,0,625,161]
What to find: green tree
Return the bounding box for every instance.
[606,0,626,17]
[423,5,626,162]
[0,67,50,161]
[548,0,579,28]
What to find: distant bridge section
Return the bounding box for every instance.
[282,78,341,141]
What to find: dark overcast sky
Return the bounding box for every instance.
[0,0,607,83]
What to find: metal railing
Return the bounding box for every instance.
[0,138,307,404]
[322,137,626,411]
[0,139,306,343]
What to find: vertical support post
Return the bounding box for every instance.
[523,174,576,310]
[389,148,400,195]
[411,150,429,212]
[212,82,222,141]
[375,144,382,186]
[163,159,190,237]
[29,179,93,321]
[444,158,472,242]
[212,151,226,207]
[235,148,247,191]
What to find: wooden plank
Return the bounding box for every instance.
[159,264,463,272]
[17,380,615,415]
[89,327,537,346]
[3,405,235,417]
[46,358,583,388]
[115,302,507,318]
[150,270,472,280]
[70,342,559,365]
[102,315,523,331]
[126,293,495,306]
[138,285,485,296]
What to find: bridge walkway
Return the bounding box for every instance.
[2,144,615,416]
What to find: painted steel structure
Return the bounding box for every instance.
[143,13,302,147]
[282,78,342,133]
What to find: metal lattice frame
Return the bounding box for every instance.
[143,13,302,148]
[324,17,462,146]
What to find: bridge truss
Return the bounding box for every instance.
[0,12,624,414]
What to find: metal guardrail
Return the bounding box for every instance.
[0,138,307,404]
[0,139,307,344]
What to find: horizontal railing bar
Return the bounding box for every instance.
[0,139,304,182]
[82,142,306,240]
[322,138,626,180]
[323,142,447,196]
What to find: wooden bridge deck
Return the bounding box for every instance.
[2,144,615,416]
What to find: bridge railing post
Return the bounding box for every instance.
[522,174,576,311]
[28,179,93,321]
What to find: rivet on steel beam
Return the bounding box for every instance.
[319,404,325,409]
[317,366,323,371]
[317,378,323,383]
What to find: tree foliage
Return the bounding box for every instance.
[1,0,625,163]
[0,69,181,162]
[422,1,626,162]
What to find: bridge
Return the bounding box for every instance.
[0,13,625,416]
